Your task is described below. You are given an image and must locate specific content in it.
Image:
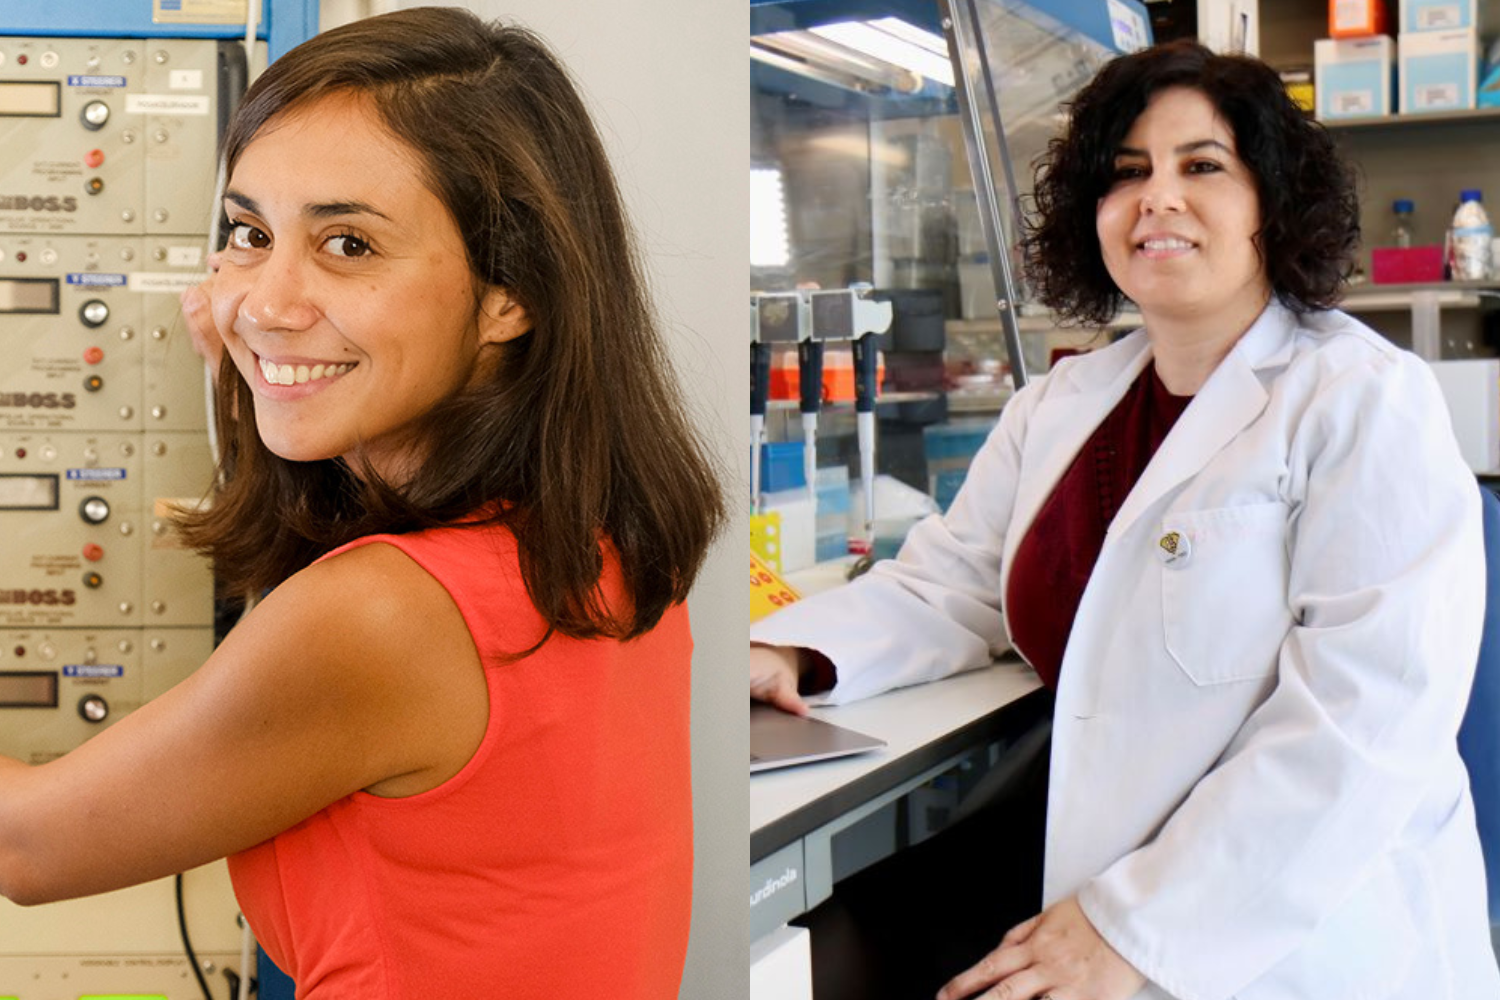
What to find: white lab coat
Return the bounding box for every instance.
[751,301,1500,1000]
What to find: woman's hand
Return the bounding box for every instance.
[749,643,809,716]
[179,252,224,367]
[937,897,1145,1000]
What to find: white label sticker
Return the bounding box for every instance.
[1416,83,1460,108]
[1335,90,1374,115]
[1107,0,1150,53]
[128,271,207,294]
[125,94,210,116]
[1333,0,1367,29]
[153,0,248,25]
[168,69,203,90]
[1417,4,1461,29]
[166,246,203,267]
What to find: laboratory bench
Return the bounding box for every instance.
[750,658,1046,998]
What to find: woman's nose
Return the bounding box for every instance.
[1139,175,1185,215]
[236,250,319,335]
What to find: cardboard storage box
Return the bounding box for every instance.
[1401,27,1479,112]
[1315,35,1396,118]
[1401,0,1482,32]
[1331,0,1390,37]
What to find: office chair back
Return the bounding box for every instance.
[1458,482,1500,926]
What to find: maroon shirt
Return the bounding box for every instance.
[1006,360,1193,689]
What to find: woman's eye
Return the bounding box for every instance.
[1188,160,1223,174]
[1112,165,1146,181]
[326,234,372,258]
[227,223,270,250]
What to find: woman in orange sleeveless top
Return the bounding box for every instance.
[0,9,723,998]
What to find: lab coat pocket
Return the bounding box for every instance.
[1160,502,1292,686]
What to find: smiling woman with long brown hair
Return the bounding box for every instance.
[0,9,724,998]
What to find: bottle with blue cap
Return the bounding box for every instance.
[1390,199,1414,249]
[1449,189,1492,281]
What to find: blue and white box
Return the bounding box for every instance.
[1401,0,1482,33]
[1315,35,1397,119]
[1401,27,1479,112]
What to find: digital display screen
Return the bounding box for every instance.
[0,474,58,511]
[0,81,61,117]
[0,672,58,708]
[0,279,59,314]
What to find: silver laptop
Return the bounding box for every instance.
[750,703,886,773]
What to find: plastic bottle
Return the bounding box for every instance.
[1449,189,1493,282]
[1390,199,1414,248]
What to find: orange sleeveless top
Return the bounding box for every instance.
[227,522,694,999]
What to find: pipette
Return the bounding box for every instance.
[797,337,823,500]
[809,286,892,542]
[750,338,771,512]
[852,330,879,536]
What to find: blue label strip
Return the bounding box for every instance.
[66,273,128,287]
[67,75,126,87]
[66,468,127,481]
[63,665,124,678]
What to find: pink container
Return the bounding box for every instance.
[1371,245,1445,284]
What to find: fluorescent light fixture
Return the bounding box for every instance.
[808,18,955,88]
[751,167,791,268]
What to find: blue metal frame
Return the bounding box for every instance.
[1,0,318,61]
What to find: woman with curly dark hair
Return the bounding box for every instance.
[752,39,1497,1000]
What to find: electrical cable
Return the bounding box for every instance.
[239,912,256,1000]
[176,872,216,1000]
[243,0,262,84]
[204,157,226,472]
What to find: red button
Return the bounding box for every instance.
[85,149,105,168]
[84,346,104,365]
[83,544,104,562]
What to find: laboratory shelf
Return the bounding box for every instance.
[1341,283,1500,312]
[1323,107,1500,133]
[946,310,1144,337]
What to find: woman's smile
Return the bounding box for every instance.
[255,353,359,387]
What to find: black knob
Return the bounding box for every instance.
[78,694,109,724]
[78,496,110,524]
[80,100,110,130]
[79,299,109,328]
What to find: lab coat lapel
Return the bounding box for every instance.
[1002,333,1153,583]
[1107,304,1292,541]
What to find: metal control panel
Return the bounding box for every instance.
[0,18,304,999]
[0,36,226,237]
[0,36,225,762]
[0,234,209,435]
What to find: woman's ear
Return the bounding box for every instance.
[477,286,532,345]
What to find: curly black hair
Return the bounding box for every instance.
[1024,39,1360,327]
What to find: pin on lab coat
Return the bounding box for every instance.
[751,302,1500,999]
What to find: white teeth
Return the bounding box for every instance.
[1142,238,1193,251]
[257,356,353,386]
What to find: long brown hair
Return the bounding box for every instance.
[179,7,726,641]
